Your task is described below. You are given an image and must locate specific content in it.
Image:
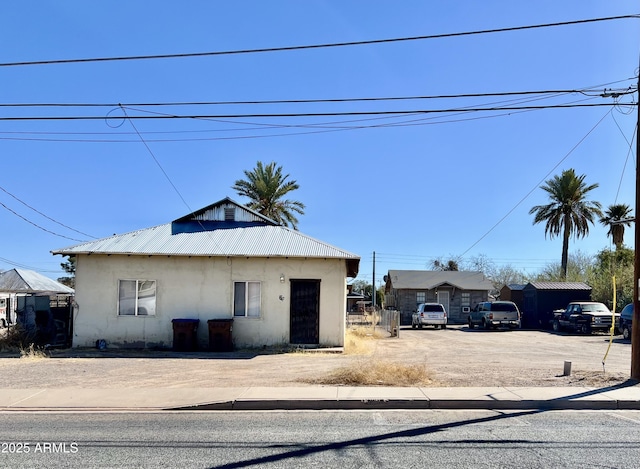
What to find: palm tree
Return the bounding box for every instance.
[599,203,633,249]
[232,161,305,229]
[529,169,602,280]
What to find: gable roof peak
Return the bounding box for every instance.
[173,197,278,226]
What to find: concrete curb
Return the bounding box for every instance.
[169,398,640,412]
[1,385,638,412]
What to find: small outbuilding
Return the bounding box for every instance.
[0,268,74,346]
[521,282,592,329]
[500,284,526,312]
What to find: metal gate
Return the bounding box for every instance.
[289,279,320,344]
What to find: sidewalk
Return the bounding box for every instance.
[2,383,639,412]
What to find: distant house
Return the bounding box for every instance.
[52,198,360,349]
[346,284,365,313]
[384,270,494,324]
[522,282,592,329]
[0,268,74,346]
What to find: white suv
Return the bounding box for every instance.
[412,303,447,329]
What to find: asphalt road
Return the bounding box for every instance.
[1,410,639,468]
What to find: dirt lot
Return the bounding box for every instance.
[0,325,635,388]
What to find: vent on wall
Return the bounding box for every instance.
[462,306,470,313]
[224,207,235,221]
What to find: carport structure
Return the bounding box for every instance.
[0,268,74,346]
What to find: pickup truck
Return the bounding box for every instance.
[551,301,619,334]
[468,301,521,330]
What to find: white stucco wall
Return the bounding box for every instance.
[72,255,348,349]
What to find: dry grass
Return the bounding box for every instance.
[344,326,384,355]
[0,325,37,352]
[311,360,436,386]
[306,327,437,386]
[19,343,49,360]
[0,326,48,359]
[561,370,632,387]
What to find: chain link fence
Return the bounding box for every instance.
[377,308,400,338]
[346,308,400,338]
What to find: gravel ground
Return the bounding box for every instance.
[0,325,635,388]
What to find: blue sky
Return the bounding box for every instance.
[1,1,638,287]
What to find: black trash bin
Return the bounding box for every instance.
[207,319,233,352]
[172,318,199,351]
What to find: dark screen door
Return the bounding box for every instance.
[290,279,320,344]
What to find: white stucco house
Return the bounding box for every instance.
[52,198,360,350]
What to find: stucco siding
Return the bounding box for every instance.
[73,255,347,349]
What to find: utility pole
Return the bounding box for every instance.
[604,77,639,380]
[372,251,376,308]
[633,71,640,381]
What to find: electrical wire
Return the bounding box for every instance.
[0,102,633,122]
[1,86,635,108]
[120,106,230,253]
[0,101,611,143]
[119,106,194,213]
[458,107,615,258]
[0,92,632,143]
[0,256,60,273]
[0,201,84,242]
[1,80,634,143]
[612,115,637,203]
[1,14,637,67]
[0,185,96,239]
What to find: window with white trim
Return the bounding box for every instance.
[461,292,470,307]
[416,292,426,303]
[118,279,156,316]
[234,281,261,317]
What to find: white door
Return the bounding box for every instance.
[437,291,450,314]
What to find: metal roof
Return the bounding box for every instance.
[0,268,74,294]
[53,223,359,260]
[503,284,526,291]
[387,270,494,291]
[525,282,592,291]
[52,198,360,277]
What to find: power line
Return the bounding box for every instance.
[0,201,84,242]
[1,14,637,67]
[1,86,635,108]
[1,80,634,142]
[0,98,631,143]
[0,256,60,273]
[612,114,638,203]
[120,106,229,254]
[0,102,635,122]
[0,185,96,239]
[459,107,615,258]
[119,106,193,211]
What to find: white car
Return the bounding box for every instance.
[412,303,447,329]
